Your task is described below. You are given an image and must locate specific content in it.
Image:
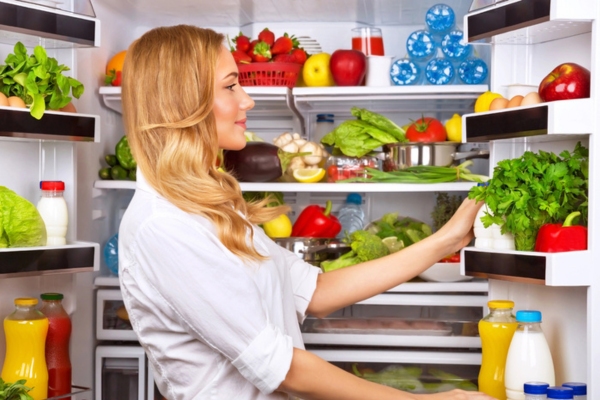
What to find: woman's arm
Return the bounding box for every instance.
[277,348,494,400]
[307,198,482,318]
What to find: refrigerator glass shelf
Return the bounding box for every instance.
[302,333,481,349]
[462,247,592,286]
[44,385,91,400]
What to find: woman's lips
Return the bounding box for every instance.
[235,118,247,130]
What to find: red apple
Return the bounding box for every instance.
[538,62,590,102]
[329,49,367,86]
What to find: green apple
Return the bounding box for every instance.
[302,52,335,87]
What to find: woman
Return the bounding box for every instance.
[119,25,492,400]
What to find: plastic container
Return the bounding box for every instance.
[37,180,68,246]
[547,387,573,399]
[104,233,120,276]
[441,30,472,62]
[324,155,380,183]
[458,57,489,85]
[237,62,301,88]
[351,27,385,56]
[365,56,393,86]
[40,293,72,399]
[478,300,518,399]
[390,58,422,86]
[505,310,556,400]
[1,297,49,400]
[561,383,586,399]
[315,114,335,144]
[425,4,456,41]
[425,57,455,85]
[406,30,436,62]
[525,382,550,399]
[337,193,364,238]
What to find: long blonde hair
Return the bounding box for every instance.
[121,25,288,262]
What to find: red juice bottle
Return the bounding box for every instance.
[40,293,72,399]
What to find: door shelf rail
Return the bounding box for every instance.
[0,241,99,278]
[462,247,592,286]
[463,98,592,142]
[45,385,91,399]
[356,293,488,308]
[464,0,593,44]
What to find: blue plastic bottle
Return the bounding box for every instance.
[425,4,456,42]
[390,58,422,86]
[425,57,455,85]
[458,57,489,84]
[441,30,472,62]
[406,30,436,62]
[337,193,364,238]
[524,382,550,399]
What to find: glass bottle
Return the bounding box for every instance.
[40,293,72,399]
[525,382,550,399]
[478,300,518,400]
[2,297,49,400]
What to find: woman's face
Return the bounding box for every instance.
[214,46,255,150]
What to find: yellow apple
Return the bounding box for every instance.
[302,52,335,87]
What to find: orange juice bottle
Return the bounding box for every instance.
[2,297,49,400]
[478,300,518,400]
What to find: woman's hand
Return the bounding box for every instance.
[416,389,497,400]
[435,198,484,255]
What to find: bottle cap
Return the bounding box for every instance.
[15,297,38,306]
[562,382,586,395]
[524,382,550,394]
[40,181,65,191]
[516,310,542,323]
[317,114,334,119]
[346,193,362,205]
[547,386,574,399]
[477,181,489,187]
[487,300,514,309]
[41,293,64,301]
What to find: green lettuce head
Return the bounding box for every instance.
[0,186,47,248]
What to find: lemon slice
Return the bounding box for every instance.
[293,168,325,183]
[382,236,404,253]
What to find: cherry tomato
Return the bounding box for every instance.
[440,253,461,263]
[406,116,447,142]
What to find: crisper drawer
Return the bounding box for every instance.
[96,289,136,341]
[307,348,481,394]
[301,293,486,348]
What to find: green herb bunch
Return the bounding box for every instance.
[0,42,84,120]
[468,142,588,251]
[431,192,463,232]
[0,378,34,400]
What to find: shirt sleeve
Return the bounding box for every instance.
[130,213,292,394]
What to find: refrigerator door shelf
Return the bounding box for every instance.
[0,241,99,278]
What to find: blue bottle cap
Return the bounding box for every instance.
[516,310,542,323]
[346,193,362,205]
[547,386,574,399]
[406,30,436,61]
[425,4,456,35]
[458,57,489,85]
[562,382,586,395]
[390,58,421,86]
[317,114,334,119]
[524,382,550,394]
[425,57,455,85]
[441,30,472,61]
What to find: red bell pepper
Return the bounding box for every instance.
[534,211,588,253]
[291,200,342,238]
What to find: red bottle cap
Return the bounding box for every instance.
[40,181,65,191]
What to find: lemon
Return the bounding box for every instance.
[474,91,503,113]
[445,114,462,142]
[382,236,405,253]
[263,214,293,238]
[293,168,325,183]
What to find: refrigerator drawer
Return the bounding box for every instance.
[96,289,136,341]
[307,348,480,394]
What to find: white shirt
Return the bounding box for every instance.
[118,171,321,400]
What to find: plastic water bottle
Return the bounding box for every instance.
[441,30,472,62]
[406,30,436,62]
[315,113,335,144]
[425,4,456,42]
[547,387,573,400]
[390,58,422,86]
[337,193,364,238]
[425,57,455,85]
[561,383,586,399]
[458,57,489,84]
[525,382,550,399]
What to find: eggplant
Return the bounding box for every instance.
[223,142,308,182]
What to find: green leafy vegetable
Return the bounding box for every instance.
[431,192,463,232]
[366,213,433,248]
[350,107,407,142]
[352,364,424,391]
[468,142,588,251]
[0,186,47,248]
[0,42,84,119]
[320,230,389,272]
[0,377,35,400]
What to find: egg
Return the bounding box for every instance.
[7,96,26,108]
[507,95,524,108]
[489,97,509,111]
[0,93,9,107]
[521,91,544,106]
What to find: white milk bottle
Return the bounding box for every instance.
[37,181,68,246]
[505,310,555,400]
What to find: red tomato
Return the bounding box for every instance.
[440,253,461,263]
[406,116,447,142]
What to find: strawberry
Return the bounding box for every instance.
[291,48,308,65]
[273,53,296,63]
[233,32,251,52]
[104,69,122,86]
[271,33,298,55]
[246,40,259,57]
[251,41,272,62]
[232,50,252,64]
[258,28,275,47]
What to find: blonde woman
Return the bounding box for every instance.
[119,25,491,400]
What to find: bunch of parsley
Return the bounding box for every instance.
[468,142,588,251]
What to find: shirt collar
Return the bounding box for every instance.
[135,168,161,197]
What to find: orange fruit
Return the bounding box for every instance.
[106,50,127,75]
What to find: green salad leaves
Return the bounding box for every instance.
[0,186,47,248]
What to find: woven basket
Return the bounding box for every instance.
[237,62,301,88]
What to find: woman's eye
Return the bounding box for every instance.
[226,83,237,91]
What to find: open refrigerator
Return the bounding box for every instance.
[0,0,598,398]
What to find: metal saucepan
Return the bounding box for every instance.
[274,237,350,266]
[379,142,489,171]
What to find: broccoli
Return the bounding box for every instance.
[321,230,390,272]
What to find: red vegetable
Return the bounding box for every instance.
[291,200,342,238]
[534,211,588,253]
[439,253,460,263]
[405,116,447,143]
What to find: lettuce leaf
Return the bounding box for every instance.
[0,186,47,248]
